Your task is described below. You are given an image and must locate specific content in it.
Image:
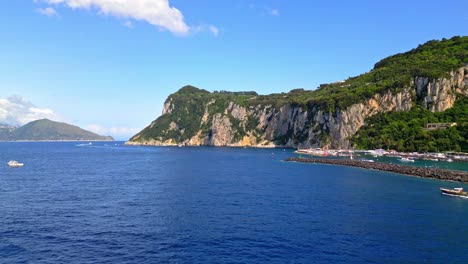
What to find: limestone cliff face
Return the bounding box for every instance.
[415,65,468,111]
[128,66,467,148]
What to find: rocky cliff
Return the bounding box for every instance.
[127,37,468,149]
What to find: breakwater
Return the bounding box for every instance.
[285,157,468,183]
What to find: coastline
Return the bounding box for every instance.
[285,157,468,183]
[0,140,115,142]
[124,141,278,148]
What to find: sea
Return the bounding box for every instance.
[1,142,468,263]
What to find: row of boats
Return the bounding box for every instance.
[296,148,466,199]
[296,149,455,163]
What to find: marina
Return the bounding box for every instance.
[295,148,468,163]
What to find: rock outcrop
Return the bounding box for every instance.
[415,65,468,111]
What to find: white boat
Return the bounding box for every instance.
[447,158,453,162]
[440,187,468,198]
[362,159,375,163]
[7,160,24,168]
[399,157,415,163]
[295,148,326,156]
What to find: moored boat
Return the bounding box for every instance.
[7,160,24,168]
[399,157,415,162]
[440,187,468,198]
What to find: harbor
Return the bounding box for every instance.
[285,157,468,183]
[295,148,468,163]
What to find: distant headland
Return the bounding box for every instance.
[0,119,113,141]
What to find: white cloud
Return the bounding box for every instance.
[85,124,140,140]
[0,96,62,126]
[36,7,58,17]
[35,0,191,35]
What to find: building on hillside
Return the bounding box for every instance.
[424,123,457,130]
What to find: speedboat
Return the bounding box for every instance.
[362,159,375,163]
[399,157,415,162]
[7,160,24,168]
[440,187,468,198]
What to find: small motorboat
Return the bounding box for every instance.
[399,157,415,162]
[440,187,468,198]
[362,159,375,163]
[7,160,24,168]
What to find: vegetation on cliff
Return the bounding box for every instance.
[352,96,468,152]
[250,36,467,111]
[130,36,467,148]
[132,86,259,143]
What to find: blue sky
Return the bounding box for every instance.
[0,0,467,140]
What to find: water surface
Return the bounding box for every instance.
[1,142,467,263]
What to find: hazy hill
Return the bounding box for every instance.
[2,119,113,141]
[0,123,16,141]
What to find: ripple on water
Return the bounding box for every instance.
[0,142,468,263]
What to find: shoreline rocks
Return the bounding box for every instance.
[285,157,468,183]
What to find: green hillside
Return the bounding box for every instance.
[12,119,114,141]
[249,36,467,111]
[130,36,468,151]
[352,96,468,152]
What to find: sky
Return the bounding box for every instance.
[0,0,467,140]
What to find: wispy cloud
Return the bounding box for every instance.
[248,4,280,17]
[269,8,280,16]
[34,0,192,36]
[123,21,133,29]
[36,7,58,17]
[208,25,220,37]
[0,96,62,126]
[192,24,221,37]
[85,124,140,140]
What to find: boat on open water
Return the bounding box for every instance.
[440,187,468,198]
[7,160,24,168]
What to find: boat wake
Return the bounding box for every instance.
[75,143,93,147]
[441,193,468,199]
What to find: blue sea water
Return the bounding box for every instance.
[1,142,468,263]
